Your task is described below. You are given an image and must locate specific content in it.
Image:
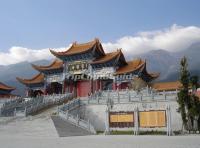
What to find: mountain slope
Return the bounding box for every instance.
[0,60,51,96]
[133,49,179,81]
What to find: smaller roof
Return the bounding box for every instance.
[0,82,15,91]
[91,49,126,65]
[50,38,105,57]
[31,59,63,71]
[16,73,44,85]
[148,72,160,80]
[150,81,182,91]
[115,59,145,75]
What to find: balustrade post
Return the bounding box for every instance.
[163,91,166,100]
[175,89,178,100]
[66,110,69,119]
[128,89,131,102]
[97,93,99,104]
[152,93,154,100]
[88,119,90,130]
[117,88,120,103]
[14,108,16,116]
[76,114,79,126]
[57,106,59,115]
[107,89,110,101]
[24,107,27,117]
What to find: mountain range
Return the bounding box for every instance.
[0,43,200,96]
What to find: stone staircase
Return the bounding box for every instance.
[58,99,96,135]
[0,93,73,117]
[51,116,94,137]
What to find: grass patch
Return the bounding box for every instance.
[106,130,167,135]
[96,131,104,134]
[110,130,134,135]
[139,131,166,135]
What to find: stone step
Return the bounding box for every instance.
[51,116,94,137]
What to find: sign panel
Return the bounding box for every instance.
[93,67,115,79]
[109,112,134,128]
[68,61,89,74]
[139,110,166,128]
[110,114,134,123]
[46,74,64,83]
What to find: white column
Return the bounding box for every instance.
[166,104,172,136]
[104,107,110,135]
[134,105,139,135]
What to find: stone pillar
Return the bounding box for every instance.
[105,107,110,135]
[166,104,172,136]
[134,105,139,135]
[112,78,117,90]
[62,80,65,94]
[44,77,47,95]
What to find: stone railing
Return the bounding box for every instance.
[59,99,81,111]
[25,93,73,116]
[58,110,96,134]
[82,88,178,105]
[0,93,73,117]
[58,99,96,134]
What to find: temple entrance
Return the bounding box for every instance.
[77,80,91,97]
[28,89,43,97]
[101,79,113,90]
[46,82,62,95]
[117,82,130,90]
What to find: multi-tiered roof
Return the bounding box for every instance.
[17,38,159,86]
[49,38,159,81]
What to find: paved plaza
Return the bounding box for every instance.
[0,107,199,148]
[0,135,199,148]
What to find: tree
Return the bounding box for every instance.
[178,56,200,132]
[178,56,190,131]
[190,76,199,92]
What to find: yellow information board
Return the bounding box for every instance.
[110,114,134,123]
[139,111,166,127]
[109,112,134,127]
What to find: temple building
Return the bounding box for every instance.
[0,82,15,98]
[17,73,45,97]
[150,81,182,92]
[17,38,159,97]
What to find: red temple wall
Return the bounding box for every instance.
[77,80,91,97]
[117,82,129,90]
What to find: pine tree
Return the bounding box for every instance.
[177,56,190,131]
[178,56,200,132]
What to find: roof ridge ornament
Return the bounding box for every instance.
[72,41,77,46]
[94,38,99,42]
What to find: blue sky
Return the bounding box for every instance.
[0,0,200,50]
[0,0,200,65]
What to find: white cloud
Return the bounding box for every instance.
[0,47,66,65]
[102,24,200,57]
[0,24,200,65]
